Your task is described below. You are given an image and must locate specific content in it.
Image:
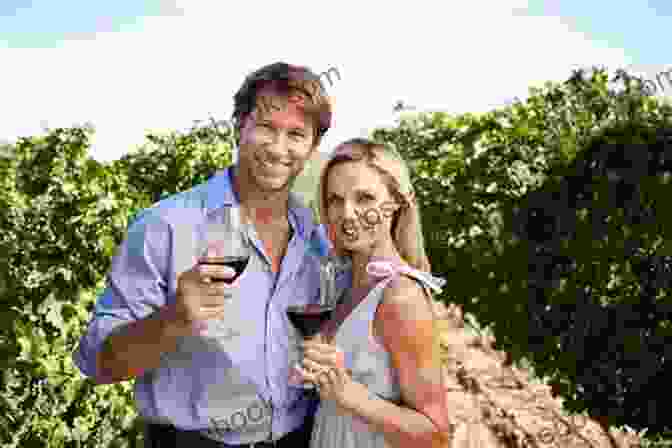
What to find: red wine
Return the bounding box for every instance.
[286,305,334,338]
[200,256,249,284]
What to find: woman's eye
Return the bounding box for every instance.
[358,194,375,203]
[290,131,305,138]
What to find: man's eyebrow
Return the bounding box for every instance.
[353,188,376,195]
[255,95,278,113]
[289,80,318,98]
[254,109,308,126]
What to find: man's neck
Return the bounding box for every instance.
[231,166,289,225]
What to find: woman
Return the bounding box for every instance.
[297,139,642,448]
[297,138,452,447]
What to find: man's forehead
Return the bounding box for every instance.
[257,77,328,108]
[253,89,315,128]
[255,88,309,107]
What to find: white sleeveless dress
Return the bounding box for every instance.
[309,264,445,448]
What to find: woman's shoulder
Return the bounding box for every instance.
[374,270,437,353]
[382,274,426,307]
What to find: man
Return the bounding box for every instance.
[73,62,334,447]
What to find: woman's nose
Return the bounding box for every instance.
[342,200,357,219]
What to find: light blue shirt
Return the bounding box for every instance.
[73,166,333,444]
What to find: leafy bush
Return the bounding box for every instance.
[0,125,142,447]
[0,120,233,447]
[495,121,672,434]
[111,117,233,205]
[373,67,672,439]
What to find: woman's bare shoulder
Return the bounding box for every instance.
[377,274,433,327]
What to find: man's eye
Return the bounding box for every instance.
[358,194,375,202]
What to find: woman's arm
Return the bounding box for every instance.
[344,275,451,447]
[300,275,452,447]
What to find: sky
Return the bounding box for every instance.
[1,0,671,164]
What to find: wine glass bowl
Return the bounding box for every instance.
[198,205,251,283]
[286,304,335,338]
[287,304,335,389]
[199,255,250,284]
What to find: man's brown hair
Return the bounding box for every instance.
[232,62,333,147]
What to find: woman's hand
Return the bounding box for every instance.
[297,338,361,411]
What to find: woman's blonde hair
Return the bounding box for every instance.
[317,138,431,272]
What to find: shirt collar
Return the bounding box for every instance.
[204,165,237,211]
[203,164,314,238]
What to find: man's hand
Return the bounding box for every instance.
[95,246,241,382]
[168,247,239,335]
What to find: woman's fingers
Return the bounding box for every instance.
[303,348,339,366]
[301,340,336,355]
[295,362,322,387]
[302,357,325,372]
[302,343,345,367]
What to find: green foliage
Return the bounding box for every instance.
[112,118,233,206]
[3,65,672,445]
[0,119,233,447]
[497,121,672,434]
[373,66,672,439]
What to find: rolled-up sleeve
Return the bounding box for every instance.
[73,210,173,381]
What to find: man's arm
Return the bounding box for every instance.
[73,212,181,384]
[95,303,188,384]
[75,210,236,384]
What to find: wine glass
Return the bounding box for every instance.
[286,304,335,389]
[197,205,251,338]
[199,205,250,285]
[287,256,339,389]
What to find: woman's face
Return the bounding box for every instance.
[325,158,400,253]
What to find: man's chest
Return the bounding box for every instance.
[253,222,293,272]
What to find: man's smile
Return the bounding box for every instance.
[255,155,290,174]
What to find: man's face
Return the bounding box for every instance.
[238,89,317,193]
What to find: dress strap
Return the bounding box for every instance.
[366,260,446,294]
